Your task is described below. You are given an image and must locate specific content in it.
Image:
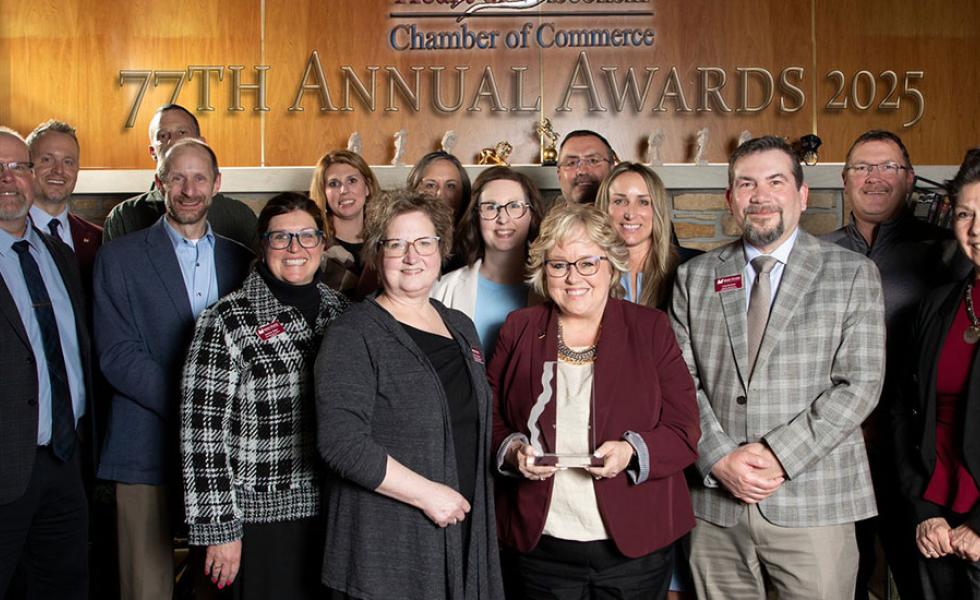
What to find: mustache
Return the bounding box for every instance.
[743,204,782,215]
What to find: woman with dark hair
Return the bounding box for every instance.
[180,192,348,598]
[894,147,980,599]
[431,166,544,357]
[315,190,503,600]
[310,149,381,299]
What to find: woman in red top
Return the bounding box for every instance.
[895,147,980,598]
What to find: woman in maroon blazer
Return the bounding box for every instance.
[488,203,700,599]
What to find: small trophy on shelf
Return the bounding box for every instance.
[478,141,513,166]
[534,118,559,166]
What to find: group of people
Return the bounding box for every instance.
[1,100,979,600]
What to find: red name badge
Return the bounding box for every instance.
[471,348,484,364]
[256,321,286,340]
[715,274,743,293]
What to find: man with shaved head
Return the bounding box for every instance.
[0,126,92,599]
[94,138,251,600]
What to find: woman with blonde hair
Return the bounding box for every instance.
[309,149,381,299]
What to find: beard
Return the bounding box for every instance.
[165,194,211,226]
[0,192,29,223]
[569,175,600,204]
[742,205,785,248]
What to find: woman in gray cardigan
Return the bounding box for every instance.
[315,190,504,600]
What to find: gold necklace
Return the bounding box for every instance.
[557,320,598,364]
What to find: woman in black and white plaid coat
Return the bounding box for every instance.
[180,192,348,598]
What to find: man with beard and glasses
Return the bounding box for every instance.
[0,127,92,599]
[556,130,617,205]
[824,130,969,600]
[93,139,251,600]
[670,136,886,599]
[102,104,258,250]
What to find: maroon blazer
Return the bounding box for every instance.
[68,212,102,290]
[489,298,700,558]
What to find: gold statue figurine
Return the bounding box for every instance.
[478,141,513,166]
[534,118,559,166]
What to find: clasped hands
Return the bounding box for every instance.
[711,442,786,504]
[916,517,980,562]
[505,440,635,481]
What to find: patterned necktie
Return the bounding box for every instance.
[48,218,61,241]
[12,240,76,461]
[747,255,778,376]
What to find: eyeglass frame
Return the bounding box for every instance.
[377,235,442,258]
[0,161,34,176]
[261,229,325,250]
[477,200,530,220]
[843,162,909,178]
[557,156,611,171]
[543,256,609,278]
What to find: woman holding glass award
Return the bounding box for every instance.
[489,203,700,599]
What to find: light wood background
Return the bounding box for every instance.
[1,0,977,168]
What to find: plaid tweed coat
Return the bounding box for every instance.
[180,270,348,545]
[670,230,886,527]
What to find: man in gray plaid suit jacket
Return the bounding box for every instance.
[671,136,886,599]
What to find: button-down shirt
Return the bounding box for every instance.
[29,205,73,250]
[162,218,219,318]
[742,226,799,311]
[0,218,86,445]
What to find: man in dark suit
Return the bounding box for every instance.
[94,138,252,600]
[25,120,102,290]
[0,126,91,598]
[102,104,258,250]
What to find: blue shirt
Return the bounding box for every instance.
[0,218,86,445]
[29,205,73,249]
[474,274,527,359]
[621,271,644,303]
[742,226,799,311]
[162,218,219,318]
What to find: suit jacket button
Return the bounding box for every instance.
[911,408,919,417]
[736,396,747,405]
[27,398,38,407]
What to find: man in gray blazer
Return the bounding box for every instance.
[671,136,886,599]
[94,138,251,600]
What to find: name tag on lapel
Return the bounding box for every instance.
[256,321,285,340]
[715,274,743,293]
[471,347,484,364]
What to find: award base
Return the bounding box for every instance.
[533,454,604,469]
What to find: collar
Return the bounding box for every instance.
[162,216,214,249]
[0,216,43,257]
[29,205,70,232]
[742,226,799,265]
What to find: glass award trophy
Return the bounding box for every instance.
[526,361,603,469]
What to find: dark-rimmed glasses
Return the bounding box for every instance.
[263,229,324,250]
[378,236,441,257]
[478,201,530,220]
[544,256,608,278]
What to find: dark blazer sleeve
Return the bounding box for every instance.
[92,244,172,420]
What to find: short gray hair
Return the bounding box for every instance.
[156,138,219,181]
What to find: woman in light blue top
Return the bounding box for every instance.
[431,166,544,358]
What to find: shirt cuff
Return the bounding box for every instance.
[495,432,529,477]
[623,431,649,484]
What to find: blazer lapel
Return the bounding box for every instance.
[753,231,821,377]
[715,243,750,388]
[146,220,193,320]
[0,277,30,348]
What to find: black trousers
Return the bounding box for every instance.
[510,536,673,600]
[0,446,88,600]
[228,517,324,600]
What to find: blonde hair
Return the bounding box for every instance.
[308,150,381,241]
[361,189,454,272]
[595,162,678,308]
[526,203,628,300]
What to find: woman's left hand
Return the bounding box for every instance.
[950,524,980,562]
[586,441,635,479]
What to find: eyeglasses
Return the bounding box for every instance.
[263,229,324,250]
[478,201,530,220]
[378,236,441,258]
[0,161,34,176]
[544,256,608,278]
[844,162,908,177]
[557,156,610,170]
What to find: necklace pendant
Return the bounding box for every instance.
[965,325,980,345]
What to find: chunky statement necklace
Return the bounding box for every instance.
[965,282,980,345]
[557,320,598,364]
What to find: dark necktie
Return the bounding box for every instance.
[747,255,778,376]
[12,240,76,460]
[48,218,61,241]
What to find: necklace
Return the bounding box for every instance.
[965,282,980,344]
[557,320,598,364]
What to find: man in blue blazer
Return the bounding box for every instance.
[0,127,93,598]
[93,138,251,600]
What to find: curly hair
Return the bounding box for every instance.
[361,189,454,272]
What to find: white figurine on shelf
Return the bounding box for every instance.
[391,129,408,166]
[347,132,362,155]
[646,128,665,166]
[694,127,709,166]
[441,130,457,155]
[737,130,752,148]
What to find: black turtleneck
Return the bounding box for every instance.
[256,262,320,328]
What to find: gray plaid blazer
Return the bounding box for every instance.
[670,230,885,527]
